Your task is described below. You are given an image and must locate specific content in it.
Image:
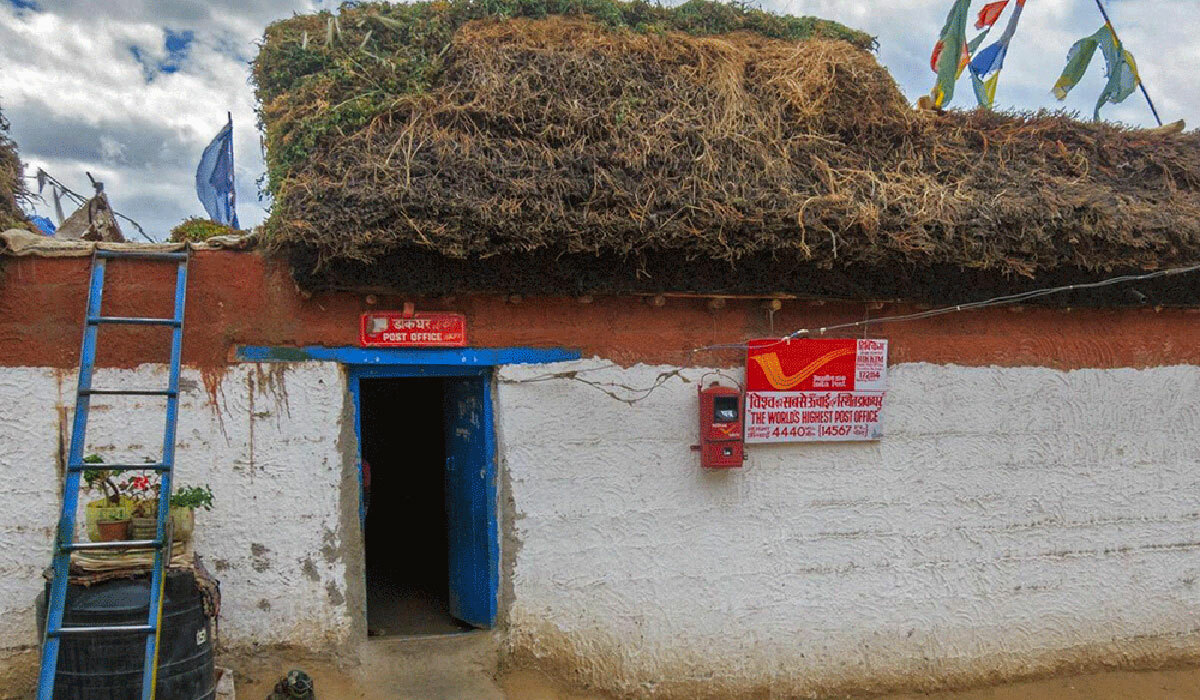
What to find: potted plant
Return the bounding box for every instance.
[94,509,131,542]
[123,474,161,540]
[82,455,131,542]
[168,484,213,544]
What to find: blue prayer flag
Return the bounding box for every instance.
[195,113,239,229]
[968,0,1026,109]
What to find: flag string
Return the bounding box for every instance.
[24,169,154,242]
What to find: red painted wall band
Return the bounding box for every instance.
[1,252,1197,371]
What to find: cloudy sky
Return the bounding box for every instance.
[1,0,1192,239]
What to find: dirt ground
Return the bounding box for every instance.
[4,648,1195,700]
[224,634,506,700]
[877,666,1200,700]
[503,667,1200,700]
[226,646,1200,700]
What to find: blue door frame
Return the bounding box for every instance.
[236,346,579,628]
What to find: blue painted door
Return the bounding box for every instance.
[443,375,498,627]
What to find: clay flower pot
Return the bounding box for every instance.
[95,518,131,542]
[85,497,132,542]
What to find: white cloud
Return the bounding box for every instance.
[0,1,324,237]
[772,0,1185,126]
[0,1,1188,239]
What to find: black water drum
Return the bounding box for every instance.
[37,571,215,700]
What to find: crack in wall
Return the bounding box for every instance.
[500,365,690,405]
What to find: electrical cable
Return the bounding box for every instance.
[471,264,1200,406]
[696,262,1200,355]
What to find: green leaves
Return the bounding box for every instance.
[170,484,215,511]
[169,217,238,241]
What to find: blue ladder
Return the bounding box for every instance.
[37,248,190,700]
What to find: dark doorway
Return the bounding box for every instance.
[359,377,471,636]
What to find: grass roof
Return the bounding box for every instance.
[0,106,28,232]
[254,1,1200,304]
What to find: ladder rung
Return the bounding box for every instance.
[67,463,170,473]
[87,316,181,327]
[49,624,155,638]
[61,539,162,552]
[39,248,189,700]
[95,250,187,262]
[80,388,177,396]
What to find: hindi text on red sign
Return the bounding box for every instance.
[745,338,888,443]
[360,312,468,347]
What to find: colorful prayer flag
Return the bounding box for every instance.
[931,39,970,74]
[968,0,1027,108]
[929,0,973,108]
[1053,24,1141,120]
[975,1,1009,30]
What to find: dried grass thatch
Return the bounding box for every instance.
[256,1,1200,302]
[0,105,29,233]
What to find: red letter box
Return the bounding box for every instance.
[697,383,744,469]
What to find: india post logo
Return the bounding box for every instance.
[746,339,859,393]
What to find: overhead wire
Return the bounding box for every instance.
[503,263,1200,405]
[696,262,1200,356]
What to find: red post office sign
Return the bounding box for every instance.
[360,312,467,347]
[745,338,888,443]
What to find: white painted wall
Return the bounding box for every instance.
[498,360,1200,694]
[0,363,355,655]
[3,358,1200,695]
